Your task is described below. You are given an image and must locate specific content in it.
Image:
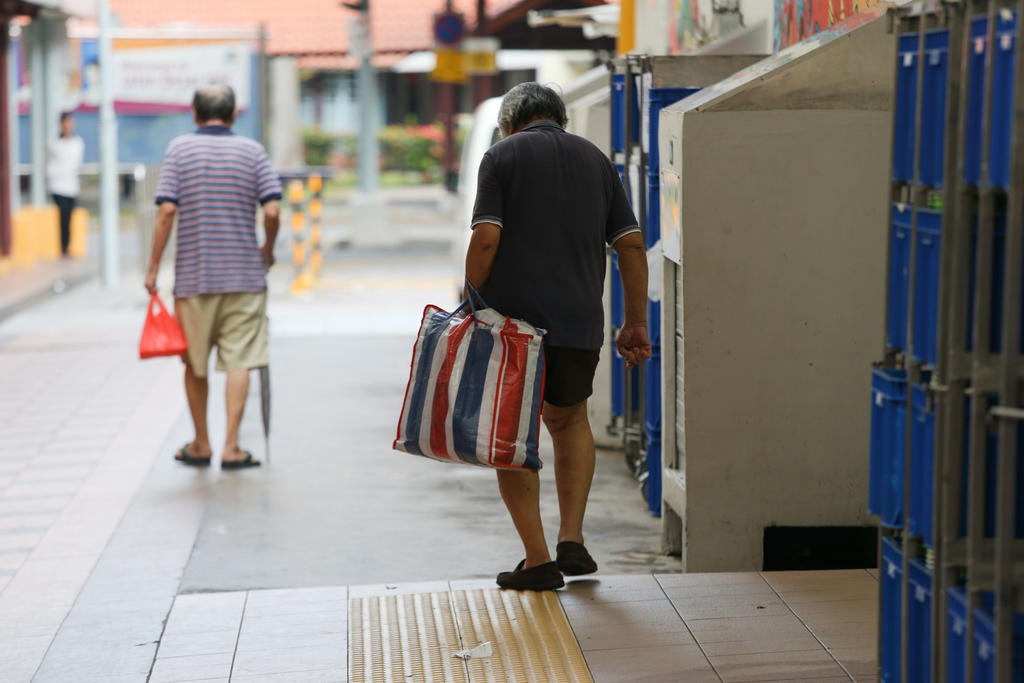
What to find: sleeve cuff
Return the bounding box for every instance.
[155,196,179,206]
[608,226,641,245]
[471,216,503,229]
[260,192,283,204]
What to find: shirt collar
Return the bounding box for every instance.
[521,119,564,133]
[195,124,233,136]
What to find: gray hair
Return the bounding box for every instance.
[192,84,236,124]
[497,82,568,138]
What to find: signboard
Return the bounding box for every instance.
[774,0,882,51]
[112,43,251,112]
[430,48,467,83]
[433,12,466,47]
[463,37,499,75]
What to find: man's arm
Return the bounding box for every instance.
[260,200,280,267]
[464,222,501,298]
[144,202,178,294]
[613,231,652,368]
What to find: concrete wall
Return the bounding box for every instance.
[673,109,889,570]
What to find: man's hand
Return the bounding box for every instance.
[144,266,158,295]
[260,242,275,268]
[616,323,652,369]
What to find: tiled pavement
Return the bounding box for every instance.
[69,569,877,682]
[0,334,881,681]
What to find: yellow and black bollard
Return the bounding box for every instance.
[308,174,323,274]
[288,179,306,269]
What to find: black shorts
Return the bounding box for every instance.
[543,346,601,407]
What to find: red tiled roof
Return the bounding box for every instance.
[109,0,520,56]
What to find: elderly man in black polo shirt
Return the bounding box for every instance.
[466,82,652,591]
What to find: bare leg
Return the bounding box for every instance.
[496,469,552,568]
[184,366,212,458]
[223,368,250,462]
[544,400,595,545]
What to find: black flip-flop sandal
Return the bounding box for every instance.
[174,443,211,467]
[221,451,261,470]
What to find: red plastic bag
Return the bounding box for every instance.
[139,294,188,359]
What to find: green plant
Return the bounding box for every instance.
[378,123,445,175]
[302,127,337,167]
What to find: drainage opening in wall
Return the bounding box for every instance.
[762,526,879,571]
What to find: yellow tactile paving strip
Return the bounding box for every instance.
[349,588,593,683]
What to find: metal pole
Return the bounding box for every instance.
[7,21,19,219]
[258,24,269,149]
[993,0,1024,676]
[98,0,118,287]
[28,17,45,207]
[0,18,11,256]
[356,11,378,196]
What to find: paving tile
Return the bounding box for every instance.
[239,610,348,638]
[148,652,235,682]
[777,585,877,604]
[347,581,448,598]
[699,630,825,658]
[657,572,767,588]
[560,598,682,627]
[32,641,157,679]
[163,593,246,635]
[154,630,239,659]
[558,578,666,606]
[231,644,346,676]
[231,672,347,683]
[236,630,346,654]
[815,630,878,650]
[660,578,776,600]
[761,570,873,591]
[866,568,880,580]
[585,643,718,682]
[672,594,789,621]
[828,646,877,677]
[710,649,848,682]
[571,618,695,651]
[787,598,877,618]
[687,615,813,644]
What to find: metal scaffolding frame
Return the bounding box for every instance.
[882,0,1024,677]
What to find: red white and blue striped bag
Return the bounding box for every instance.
[393,296,546,471]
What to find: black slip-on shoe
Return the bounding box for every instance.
[556,541,598,576]
[496,560,565,591]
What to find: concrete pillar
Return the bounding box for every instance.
[268,56,301,169]
[28,19,46,206]
[42,18,66,148]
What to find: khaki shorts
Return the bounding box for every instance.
[175,292,268,378]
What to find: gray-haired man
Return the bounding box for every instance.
[465,82,652,590]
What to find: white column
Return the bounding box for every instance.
[98,0,118,286]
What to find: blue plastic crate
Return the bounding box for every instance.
[920,29,950,187]
[645,346,662,516]
[989,11,1017,190]
[965,17,988,185]
[908,559,932,683]
[912,208,942,364]
[882,538,903,683]
[647,87,700,174]
[871,369,907,528]
[968,213,1008,353]
[610,74,640,153]
[894,32,920,183]
[973,601,1024,682]
[949,587,968,683]
[910,384,935,546]
[889,204,913,351]
[610,253,624,417]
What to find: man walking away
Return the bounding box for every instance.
[465,82,652,590]
[47,112,83,257]
[145,84,282,470]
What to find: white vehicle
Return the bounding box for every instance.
[452,96,502,285]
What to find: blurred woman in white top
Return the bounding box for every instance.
[46,113,84,257]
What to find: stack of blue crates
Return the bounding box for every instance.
[908,559,934,683]
[870,369,907,528]
[881,538,903,682]
[643,86,699,516]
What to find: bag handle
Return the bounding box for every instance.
[464,280,488,317]
[149,293,164,316]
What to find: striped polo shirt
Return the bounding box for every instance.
[156,125,282,298]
